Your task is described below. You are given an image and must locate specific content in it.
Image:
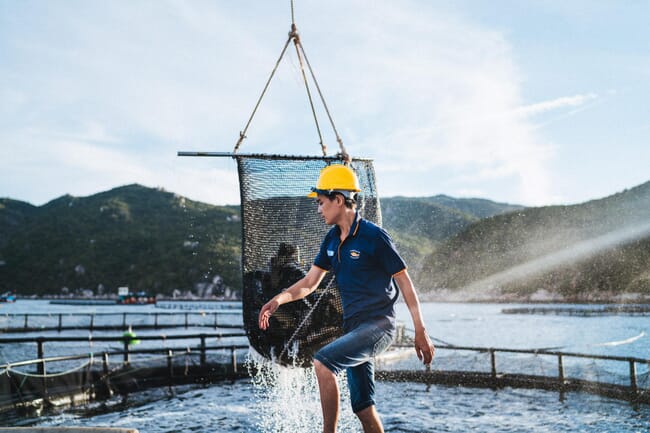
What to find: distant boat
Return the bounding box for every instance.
[0,292,16,303]
[117,290,156,305]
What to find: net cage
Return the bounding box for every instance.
[237,154,381,366]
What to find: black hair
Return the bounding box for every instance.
[325,192,357,209]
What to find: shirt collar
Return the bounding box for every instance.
[352,211,361,237]
[348,211,362,238]
[335,211,361,240]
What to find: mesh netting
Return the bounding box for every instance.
[237,155,381,367]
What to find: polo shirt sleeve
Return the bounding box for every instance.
[313,231,333,271]
[376,228,407,276]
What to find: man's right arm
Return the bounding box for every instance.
[258,265,328,330]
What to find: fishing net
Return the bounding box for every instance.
[237,154,381,367]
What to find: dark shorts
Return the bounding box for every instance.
[314,317,395,413]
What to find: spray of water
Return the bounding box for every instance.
[246,351,358,433]
[461,222,650,299]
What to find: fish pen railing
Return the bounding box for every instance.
[378,344,650,404]
[0,311,243,333]
[0,332,247,366]
[0,334,250,415]
[2,336,648,417]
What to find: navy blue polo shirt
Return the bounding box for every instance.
[314,212,406,329]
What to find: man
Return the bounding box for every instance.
[259,164,434,433]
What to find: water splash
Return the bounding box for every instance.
[462,222,650,299]
[246,351,358,433]
[590,331,646,347]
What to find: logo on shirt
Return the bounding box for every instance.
[327,250,335,257]
[349,250,361,260]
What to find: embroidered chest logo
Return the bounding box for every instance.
[327,250,335,257]
[349,250,361,260]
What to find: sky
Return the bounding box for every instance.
[1,0,648,208]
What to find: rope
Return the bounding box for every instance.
[233,0,347,160]
[278,275,337,361]
[234,36,294,153]
[8,359,93,378]
[296,41,349,162]
[291,25,326,156]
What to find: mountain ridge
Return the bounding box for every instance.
[2,181,648,302]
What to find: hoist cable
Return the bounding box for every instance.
[233,35,293,153]
[292,26,327,156]
[296,41,349,162]
[234,0,347,160]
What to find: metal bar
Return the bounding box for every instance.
[123,339,130,365]
[490,349,497,380]
[0,331,245,343]
[2,311,240,317]
[177,151,373,162]
[558,354,565,395]
[177,151,238,158]
[389,344,650,364]
[200,335,206,366]
[37,338,45,375]
[0,344,250,370]
[629,359,638,397]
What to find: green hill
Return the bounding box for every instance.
[0,199,37,249]
[380,196,520,274]
[417,195,523,219]
[3,181,647,302]
[415,181,650,301]
[0,185,241,297]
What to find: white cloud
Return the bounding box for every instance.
[513,93,598,117]
[2,0,606,207]
[312,1,556,205]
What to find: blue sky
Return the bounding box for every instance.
[1,0,648,207]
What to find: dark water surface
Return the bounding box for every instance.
[2,300,649,432]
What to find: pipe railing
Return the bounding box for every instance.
[390,343,650,398]
[0,311,243,332]
[2,336,647,405]
[0,332,247,371]
[0,343,250,373]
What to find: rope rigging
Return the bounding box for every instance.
[233,0,349,162]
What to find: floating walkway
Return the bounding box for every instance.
[0,311,242,333]
[502,304,650,316]
[1,326,647,421]
[379,343,649,405]
[0,332,249,417]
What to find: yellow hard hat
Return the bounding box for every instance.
[307,164,361,198]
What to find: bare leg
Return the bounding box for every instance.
[314,359,340,433]
[356,405,384,433]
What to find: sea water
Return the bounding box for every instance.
[2,300,649,432]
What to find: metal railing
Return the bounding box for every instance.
[0,332,247,370]
[2,334,648,411]
[385,343,650,404]
[0,311,243,333]
[0,333,251,415]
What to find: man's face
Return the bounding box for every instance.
[316,194,339,225]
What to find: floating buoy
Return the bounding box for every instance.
[123,326,140,345]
